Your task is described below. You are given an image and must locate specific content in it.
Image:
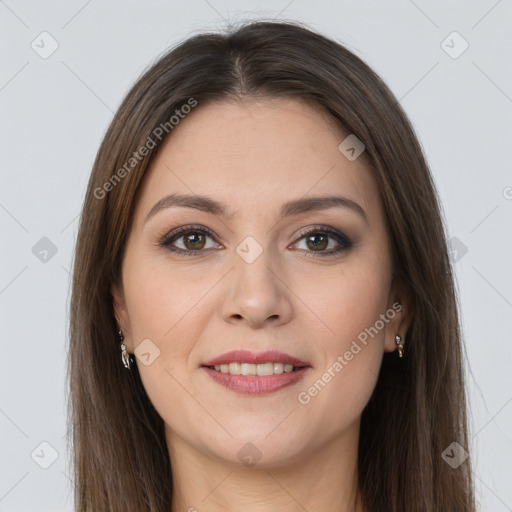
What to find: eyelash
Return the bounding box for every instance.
[158,224,353,258]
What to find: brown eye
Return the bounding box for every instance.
[305,233,329,251]
[159,224,352,258]
[182,232,206,250]
[291,226,353,257]
[159,225,221,256]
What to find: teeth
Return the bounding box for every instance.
[241,363,257,376]
[229,362,241,374]
[257,363,274,376]
[211,362,299,375]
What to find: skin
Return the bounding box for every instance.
[112,97,411,512]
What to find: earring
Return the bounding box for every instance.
[395,335,404,358]
[118,329,131,369]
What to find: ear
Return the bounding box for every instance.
[383,280,414,354]
[111,282,131,350]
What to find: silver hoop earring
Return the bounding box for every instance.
[395,334,404,358]
[118,330,131,369]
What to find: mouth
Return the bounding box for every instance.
[200,350,311,395]
[204,362,305,375]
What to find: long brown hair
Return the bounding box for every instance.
[67,19,476,511]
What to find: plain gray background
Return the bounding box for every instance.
[1,1,511,510]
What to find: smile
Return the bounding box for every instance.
[207,362,301,375]
[201,349,311,395]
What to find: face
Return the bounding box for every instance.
[112,97,408,468]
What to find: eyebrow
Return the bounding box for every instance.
[145,193,368,225]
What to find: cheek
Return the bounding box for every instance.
[122,256,214,417]
[291,265,389,424]
[293,255,390,351]
[123,255,208,352]
[336,275,390,348]
[125,269,213,438]
[295,324,384,446]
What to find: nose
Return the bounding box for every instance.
[220,245,294,329]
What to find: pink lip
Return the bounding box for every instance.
[201,350,311,395]
[202,367,311,395]
[201,349,310,367]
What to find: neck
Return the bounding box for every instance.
[166,420,365,512]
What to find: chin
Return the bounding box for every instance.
[200,430,311,469]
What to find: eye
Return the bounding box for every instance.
[159,224,352,258]
[290,225,353,258]
[159,225,222,256]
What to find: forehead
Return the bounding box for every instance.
[133,97,382,226]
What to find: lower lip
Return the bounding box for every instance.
[201,366,310,395]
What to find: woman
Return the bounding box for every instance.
[68,19,476,511]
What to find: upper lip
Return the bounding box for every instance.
[202,350,310,367]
